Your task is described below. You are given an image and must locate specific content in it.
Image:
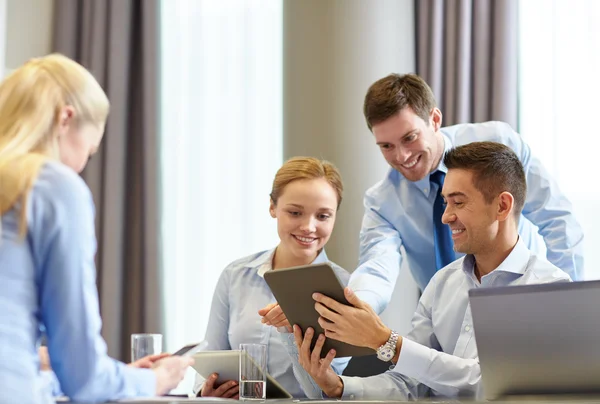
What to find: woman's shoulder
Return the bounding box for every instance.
[222,249,274,274]
[26,161,94,229]
[32,160,92,204]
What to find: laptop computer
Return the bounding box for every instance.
[469,280,600,400]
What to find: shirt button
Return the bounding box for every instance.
[350,394,355,399]
[465,325,471,331]
[424,188,429,193]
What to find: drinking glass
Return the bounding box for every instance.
[131,333,162,362]
[239,343,267,400]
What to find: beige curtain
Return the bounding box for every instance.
[416,0,518,127]
[52,0,162,361]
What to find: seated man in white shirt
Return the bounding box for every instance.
[288,141,572,400]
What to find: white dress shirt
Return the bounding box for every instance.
[195,248,351,397]
[285,238,571,400]
[341,238,571,400]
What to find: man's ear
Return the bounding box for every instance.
[496,191,515,222]
[269,198,277,218]
[430,107,443,131]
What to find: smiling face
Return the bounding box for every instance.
[440,168,500,255]
[269,178,338,267]
[372,107,445,182]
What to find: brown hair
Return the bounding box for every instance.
[363,73,437,131]
[443,142,526,218]
[270,157,343,209]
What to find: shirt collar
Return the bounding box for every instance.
[254,248,329,278]
[247,249,276,277]
[434,132,453,174]
[462,237,530,280]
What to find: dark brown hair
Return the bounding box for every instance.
[270,157,343,209]
[443,142,526,218]
[363,73,437,131]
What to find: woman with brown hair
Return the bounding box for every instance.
[196,156,350,399]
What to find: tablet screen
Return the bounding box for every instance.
[264,262,374,358]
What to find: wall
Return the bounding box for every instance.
[283,0,419,376]
[3,0,53,75]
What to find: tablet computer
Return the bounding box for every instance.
[264,262,374,358]
[191,350,292,399]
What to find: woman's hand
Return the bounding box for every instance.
[200,373,239,399]
[293,325,344,398]
[153,356,194,396]
[128,353,171,369]
[258,302,292,332]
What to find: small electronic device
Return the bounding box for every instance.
[191,350,292,399]
[172,341,208,357]
[264,262,374,358]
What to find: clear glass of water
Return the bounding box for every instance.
[239,343,267,400]
[131,333,162,362]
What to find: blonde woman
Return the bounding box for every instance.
[195,157,351,399]
[0,54,192,404]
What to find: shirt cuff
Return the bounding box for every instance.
[278,329,296,348]
[392,337,431,380]
[339,375,361,400]
[122,366,156,397]
[41,370,63,397]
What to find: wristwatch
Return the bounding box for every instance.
[376,329,399,362]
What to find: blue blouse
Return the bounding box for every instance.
[0,161,155,404]
[195,248,351,397]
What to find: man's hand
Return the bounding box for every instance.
[258,303,292,332]
[314,287,390,350]
[293,325,344,398]
[200,373,239,399]
[128,353,171,369]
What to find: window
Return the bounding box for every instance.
[160,0,283,390]
[519,0,600,278]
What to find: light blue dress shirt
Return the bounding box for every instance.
[0,161,155,404]
[288,238,571,400]
[350,121,584,313]
[195,248,351,397]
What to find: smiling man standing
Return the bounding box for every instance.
[350,73,583,314]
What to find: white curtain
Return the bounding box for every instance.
[519,0,600,279]
[160,0,282,391]
[0,0,6,78]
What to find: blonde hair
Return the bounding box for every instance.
[0,53,109,236]
[270,157,343,209]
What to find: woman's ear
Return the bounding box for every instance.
[269,198,277,218]
[56,105,76,138]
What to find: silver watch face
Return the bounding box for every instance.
[377,346,394,361]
